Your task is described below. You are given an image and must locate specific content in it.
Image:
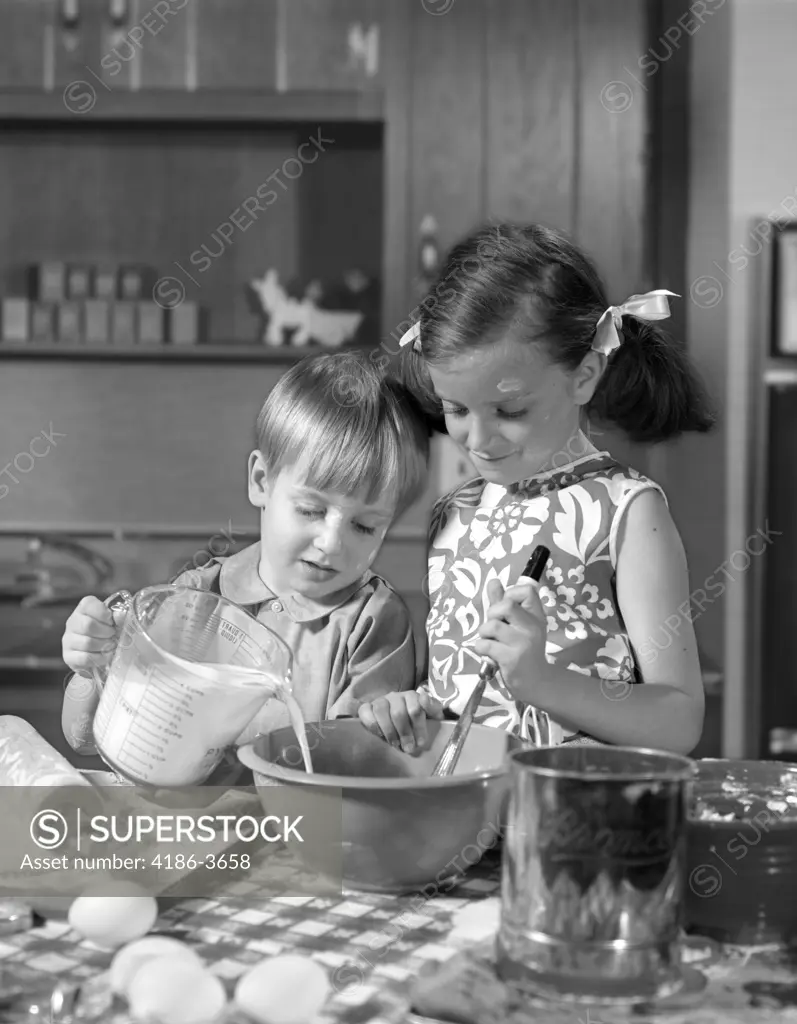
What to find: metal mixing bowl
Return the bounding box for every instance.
[685,759,797,944]
[237,719,525,893]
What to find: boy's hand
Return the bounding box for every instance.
[62,596,119,678]
[472,578,549,701]
[358,690,444,754]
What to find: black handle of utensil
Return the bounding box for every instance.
[518,544,551,584]
[476,544,551,684]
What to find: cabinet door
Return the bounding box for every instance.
[403,0,484,301]
[574,0,651,475]
[195,0,277,90]
[485,0,576,230]
[54,0,188,93]
[278,0,382,92]
[114,0,190,90]
[382,0,486,521]
[0,0,51,89]
[576,0,649,300]
[52,0,108,94]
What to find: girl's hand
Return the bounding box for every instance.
[358,690,444,754]
[472,578,549,701]
[61,596,118,677]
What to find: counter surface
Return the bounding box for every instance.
[0,849,794,1023]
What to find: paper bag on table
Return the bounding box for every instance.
[0,715,105,847]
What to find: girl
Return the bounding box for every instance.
[358,223,714,755]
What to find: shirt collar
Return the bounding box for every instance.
[217,542,368,623]
[509,451,610,494]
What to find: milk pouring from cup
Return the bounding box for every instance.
[92,585,293,787]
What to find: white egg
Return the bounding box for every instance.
[68,892,158,949]
[128,957,227,1024]
[234,955,331,1024]
[111,936,203,996]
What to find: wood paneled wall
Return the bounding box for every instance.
[1,0,663,577]
[392,0,655,478]
[0,362,265,531]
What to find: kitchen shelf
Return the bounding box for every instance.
[0,90,383,124]
[0,342,320,363]
[0,655,66,670]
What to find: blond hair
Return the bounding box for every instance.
[256,352,429,517]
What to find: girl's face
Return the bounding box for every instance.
[428,336,602,486]
[249,453,395,599]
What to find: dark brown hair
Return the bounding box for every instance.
[401,222,716,444]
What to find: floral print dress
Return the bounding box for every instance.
[422,451,666,745]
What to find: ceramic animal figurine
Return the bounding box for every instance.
[250,269,364,349]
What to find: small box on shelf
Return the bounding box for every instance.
[84,300,110,344]
[30,303,56,343]
[169,302,201,345]
[110,302,137,345]
[56,302,82,344]
[66,265,92,300]
[1,298,30,344]
[138,302,165,345]
[119,266,156,302]
[32,263,67,303]
[94,267,118,300]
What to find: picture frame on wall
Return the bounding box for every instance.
[771,222,797,356]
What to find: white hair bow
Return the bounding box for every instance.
[398,322,421,351]
[592,289,679,357]
[398,289,678,357]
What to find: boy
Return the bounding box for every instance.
[61,352,431,755]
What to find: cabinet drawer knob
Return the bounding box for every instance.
[60,0,80,28]
[108,0,129,27]
[419,215,440,284]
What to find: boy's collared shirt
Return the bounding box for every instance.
[174,542,416,741]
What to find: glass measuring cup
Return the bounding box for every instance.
[92,585,293,787]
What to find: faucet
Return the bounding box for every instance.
[18,535,114,608]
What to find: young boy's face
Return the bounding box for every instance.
[248,453,396,599]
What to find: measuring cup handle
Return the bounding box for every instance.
[92,589,134,686]
[104,589,133,614]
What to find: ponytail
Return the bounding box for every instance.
[589,319,716,444]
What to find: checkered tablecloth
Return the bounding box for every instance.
[0,848,503,1023]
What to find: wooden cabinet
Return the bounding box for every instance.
[0,0,277,94]
[403,0,483,294]
[484,0,577,231]
[0,0,669,551]
[0,0,386,97]
[52,0,119,91]
[386,0,654,331]
[60,1,276,93]
[194,0,277,91]
[0,0,137,94]
[385,0,655,504]
[128,0,191,90]
[278,0,382,92]
[0,0,51,89]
